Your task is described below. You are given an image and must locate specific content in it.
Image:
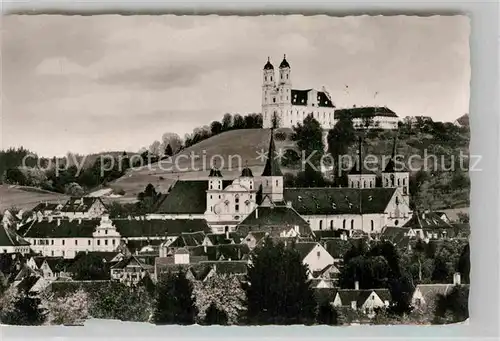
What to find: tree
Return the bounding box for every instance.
[295,162,328,188]
[431,254,451,283]
[433,285,469,324]
[245,239,316,325]
[457,243,470,284]
[0,287,47,325]
[42,289,88,325]
[64,182,85,196]
[153,269,197,325]
[292,114,324,168]
[233,114,245,130]
[164,144,173,158]
[271,112,280,129]
[89,282,152,322]
[222,113,233,131]
[161,132,182,154]
[316,302,339,325]
[327,116,356,177]
[210,121,223,136]
[192,273,246,325]
[70,253,110,281]
[203,303,229,325]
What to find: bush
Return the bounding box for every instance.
[42,289,88,325]
[0,288,47,325]
[274,131,287,141]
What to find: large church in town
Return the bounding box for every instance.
[261,55,400,130]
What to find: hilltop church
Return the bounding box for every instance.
[261,55,400,130]
[150,130,412,235]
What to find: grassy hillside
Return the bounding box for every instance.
[0,185,68,212]
[110,128,296,199]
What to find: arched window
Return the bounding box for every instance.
[351,220,354,230]
[343,220,346,229]
[397,179,400,186]
[319,220,323,230]
[210,184,212,190]
[330,220,334,230]
[363,181,366,188]
[265,76,267,81]
[403,178,406,186]
[371,220,374,231]
[370,180,373,188]
[385,178,389,186]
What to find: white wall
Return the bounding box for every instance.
[302,243,334,273]
[304,213,386,233]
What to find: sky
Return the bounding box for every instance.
[1,15,470,157]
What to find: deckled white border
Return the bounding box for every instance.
[1,1,499,340]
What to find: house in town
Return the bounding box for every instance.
[403,211,460,241]
[332,282,392,316]
[59,197,108,219]
[202,232,242,246]
[110,254,154,286]
[291,242,335,276]
[31,202,64,217]
[453,113,469,128]
[411,272,464,311]
[309,264,339,288]
[0,224,31,255]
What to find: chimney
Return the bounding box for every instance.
[57,218,61,226]
[354,280,359,290]
[453,272,461,285]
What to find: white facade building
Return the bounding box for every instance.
[261,55,336,129]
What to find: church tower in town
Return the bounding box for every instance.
[261,129,284,203]
[348,137,377,189]
[382,136,410,196]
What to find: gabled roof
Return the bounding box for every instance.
[239,205,309,229]
[123,239,164,254]
[204,233,241,246]
[404,212,453,229]
[314,287,338,305]
[455,113,469,127]
[290,89,335,108]
[292,242,318,260]
[113,218,211,238]
[189,244,250,261]
[154,180,232,214]
[32,202,60,212]
[261,130,283,177]
[414,284,453,303]
[0,225,29,247]
[203,260,248,276]
[168,231,206,248]
[334,106,398,119]
[283,187,397,215]
[111,255,153,270]
[60,197,106,213]
[74,251,122,263]
[336,289,391,306]
[18,219,100,238]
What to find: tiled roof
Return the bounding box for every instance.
[43,257,70,272]
[168,231,206,248]
[263,58,274,70]
[336,289,391,306]
[60,197,105,213]
[261,130,283,177]
[189,244,250,261]
[113,218,211,238]
[283,187,396,215]
[32,202,60,212]
[290,89,334,108]
[205,233,241,245]
[404,212,453,229]
[123,239,164,254]
[415,284,452,304]
[334,106,398,119]
[292,242,317,260]
[209,168,223,178]
[73,251,122,263]
[111,255,153,270]
[203,260,248,276]
[18,219,100,238]
[455,114,469,126]
[154,180,232,214]
[314,287,338,304]
[0,225,29,247]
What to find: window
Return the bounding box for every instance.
[224,226,229,233]
[62,240,65,246]
[210,195,212,199]
[371,220,374,231]
[105,240,108,246]
[351,220,354,230]
[271,76,273,81]
[51,251,54,256]
[415,298,421,306]
[33,240,36,245]
[394,220,399,226]
[97,240,100,246]
[395,197,400,205]
[105,229,108,235]
[343,220,346,229]
[235,205,239,212]
[319,220,323,230]
[286,74,288,79]
[330,221,334,230]
[113,239,116,245]
[210,184,212,190]
[88,240,91,246]
[273,97,276,103]
[397,179,400,186]
[62,251,65,257]
[363,181,366,188]
[317,251,321,258]
[75,240,78,245]
[51,240,54,245]
[403,187,408,195]
[276,180,279,186]
[265,76,267,81]
[403,178,406,186]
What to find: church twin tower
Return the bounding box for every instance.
[261,55,336,129]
